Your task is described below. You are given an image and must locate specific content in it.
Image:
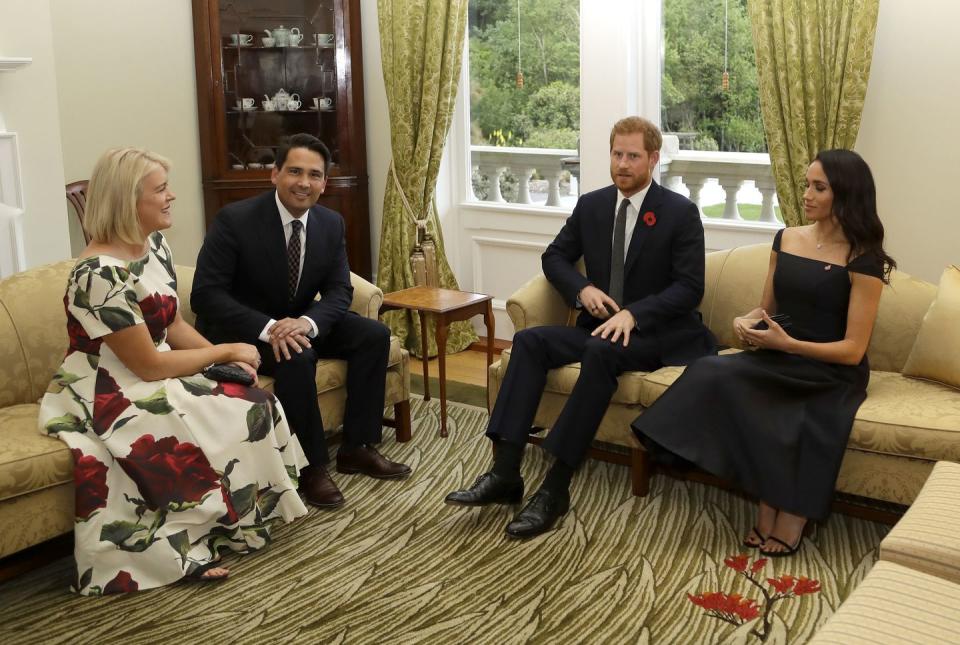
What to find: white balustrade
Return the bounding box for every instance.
[660,150,778,222]
[471,145,779,223]
[471,146,578,207]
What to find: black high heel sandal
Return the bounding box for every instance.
[742,526,768,549]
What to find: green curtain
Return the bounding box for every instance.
[747,0,879,226]
[376,0,478,357]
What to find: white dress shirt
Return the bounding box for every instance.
[257,193,319,342]
[614,182,651,261]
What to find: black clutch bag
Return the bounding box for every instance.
[753,313,793,331]
[202,362,255,386]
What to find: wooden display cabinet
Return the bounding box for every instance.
[191,0,371,277]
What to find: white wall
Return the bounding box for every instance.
[0,0,71,270]
[50,0,205,264]
[856,0,960,283]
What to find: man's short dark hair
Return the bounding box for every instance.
[276,133,331,171]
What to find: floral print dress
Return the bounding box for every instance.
[38,232,308,595]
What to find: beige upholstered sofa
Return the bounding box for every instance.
[0,260,410,559]
[811,460,960,643]
[489,241,960,507]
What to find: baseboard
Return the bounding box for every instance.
[467,336,511,355]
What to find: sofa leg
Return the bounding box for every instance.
[394,400,412,443]
[631,446,651,497]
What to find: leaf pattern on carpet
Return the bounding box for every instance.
[0,398,888,644]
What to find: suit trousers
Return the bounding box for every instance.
[487,325,661,468]
[258,312,391,465]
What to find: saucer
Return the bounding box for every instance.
[309,107,335,111]
[240,106,258,111]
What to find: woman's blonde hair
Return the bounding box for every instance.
[83,147,171,244]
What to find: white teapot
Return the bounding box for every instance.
[264,25,300,47]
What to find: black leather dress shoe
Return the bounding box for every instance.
[299,465,345,508]
[336,445,412,479]
[505,489,570,539]
[444,472,524,506]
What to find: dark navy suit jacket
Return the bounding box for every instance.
[542,181,715,365]
[191,190,353,344]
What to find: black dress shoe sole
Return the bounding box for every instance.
[302,496,346,509]
[335,465,412,479]
[443,492,523,507]
[504,519,561,539]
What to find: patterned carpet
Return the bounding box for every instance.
[0,398,888,644]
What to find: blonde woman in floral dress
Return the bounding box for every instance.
[39,148,308,595]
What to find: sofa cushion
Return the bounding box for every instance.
[639,348,742,407]
[498,347,649,405]
[0,259,75,403]
[902,265,960,389]
[810,561,960,644]
[879,460,960,584]
[850,371,960,462]
[0,404,73,503]
[866,269,939,373]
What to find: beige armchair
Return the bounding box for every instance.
[0,261,410,559]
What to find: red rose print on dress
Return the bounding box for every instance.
[117,435,222,512]
[138,293,178,342]
[643,211,657,227]
[213,381,271,404]
[64,302,102,357]
[93,370,132,435]
[71,448,109,521]
[102,570,139,594]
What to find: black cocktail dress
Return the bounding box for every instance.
[631,229,883,519]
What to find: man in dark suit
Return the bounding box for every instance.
[445,117,715,538]
[192,133,410,509]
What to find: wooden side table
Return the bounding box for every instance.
[380,286,494,437]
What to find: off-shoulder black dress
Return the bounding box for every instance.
[631,229,884,519]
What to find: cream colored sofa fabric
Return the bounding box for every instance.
[490,242,956,505]
[0,262,410,559]
[810,561,960,644]
[879,460,960,584]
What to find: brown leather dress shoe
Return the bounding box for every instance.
[299,465,345,508]
[336,445,412,479]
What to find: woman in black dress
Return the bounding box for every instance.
[631,149,895,557]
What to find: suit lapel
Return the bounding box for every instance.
[597,186,618,289]
[624,180,664,276]
[262,194,289,302]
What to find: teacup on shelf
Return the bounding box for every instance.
[287,99,302,110]
[313,97,333,109]
[236,97,255,110]
[314,33,334,46]
[229,33,252,46]
[261,36,276,47]
[248,163,263,169]
[231,163,245,170]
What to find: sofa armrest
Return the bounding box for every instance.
[506,273,573,331]
[349,273,383,320]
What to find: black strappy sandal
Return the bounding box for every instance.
[183,562,230,583]
[742,526,768,549]
[759,535,802,558]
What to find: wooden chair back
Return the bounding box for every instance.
[65,180,91,244]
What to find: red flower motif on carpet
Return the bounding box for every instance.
[643,211,657,227]
[102,570,139,594]
[117,435,221,512]
[92,370,132,435]
[71,448,109,521]
[689,554,821,641]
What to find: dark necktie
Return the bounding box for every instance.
[288,219,302,301]
[609,199,629,306]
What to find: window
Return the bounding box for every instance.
[467,0,581,207]
[662,0,781,223]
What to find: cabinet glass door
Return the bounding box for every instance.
[217,0,340,173]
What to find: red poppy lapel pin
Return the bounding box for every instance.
[643,211,657,227]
